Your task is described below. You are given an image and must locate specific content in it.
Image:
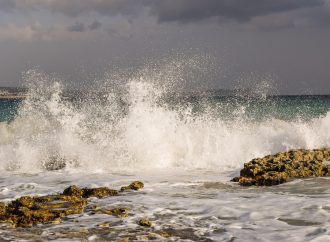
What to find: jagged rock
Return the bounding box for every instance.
[232,148,330,186]
[82,187,118,198]
[121,181,144,191]
[3,194,88,227]
[0,181,143,227]
[62,185,118,198]
[62,185,84,197]
[138,218,152,227]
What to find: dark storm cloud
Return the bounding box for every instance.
[67,22,85,32]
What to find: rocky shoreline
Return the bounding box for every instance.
[0,181,144,227]
[232,148,330,186]
[0,181,171,241]
[2,148,330,240]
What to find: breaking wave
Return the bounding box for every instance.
[0,66,330,174]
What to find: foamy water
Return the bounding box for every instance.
[0,68,330,241]
[1,70,330,173]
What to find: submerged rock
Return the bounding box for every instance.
[120,181,144,191]
[95,207,129,217]
[232,148,330,186]
[138,218,152,227]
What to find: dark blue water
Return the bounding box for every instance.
[0,99,21,122]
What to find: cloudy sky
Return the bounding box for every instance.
[0,0,330,93]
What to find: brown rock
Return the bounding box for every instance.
[95,207,129,217]
[82,187,118,198]
[232,148,330,186]
[62,185,84,197]
[138,218,152,227]
[121,181,144,191]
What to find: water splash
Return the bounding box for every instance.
[0,64,330,174]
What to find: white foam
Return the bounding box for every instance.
[0,69,330,173]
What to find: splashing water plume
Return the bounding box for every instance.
[0,60,330,174]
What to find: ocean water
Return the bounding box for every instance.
[1,70,330,241]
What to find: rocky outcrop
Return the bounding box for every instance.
[232,148,330,186]
[120,181,144,191]
[0,181,144,227]
[3,194,87,227]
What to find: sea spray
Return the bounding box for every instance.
[0,68,330,173]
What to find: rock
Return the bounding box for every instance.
[96,207,129,217]
[154,230,170,238]
[62,186,118,198]
[138,218,152,227]
[82,187,118,198]
[0,202,7,219]
[232,148,330,186]
[0,181,144,227]
[121,181,144,191]
[17,196,35,208]
[4,194,88,227]
[62,185,84,197]
[97,222,110,227]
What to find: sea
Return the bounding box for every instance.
[1,70,330,241]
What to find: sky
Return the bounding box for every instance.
[0,0,330,94]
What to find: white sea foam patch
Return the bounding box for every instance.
[0,70,330,173]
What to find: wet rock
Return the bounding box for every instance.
[0,202,7,219]
[154,230,170,238]
[0,193,87,227]
[62,186,118,198]
[82,187,118,198]
[232,148,330,186]
[97,222,110,227]
[17,196,35,208]
[138,218,152,227]
[62,185,84,197]
[96,207,129,217]
[4,194,88,227]
[121,181,144,191]
[0,181,143,227]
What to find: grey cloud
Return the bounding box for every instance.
[89,21,102,31]
[14,0,148,17]
[67,22,85,32]
[148,0,324,23]
[8,0,325,22]
[0,0,15,11]
[3,0,330,29]
[67,21,102,33]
